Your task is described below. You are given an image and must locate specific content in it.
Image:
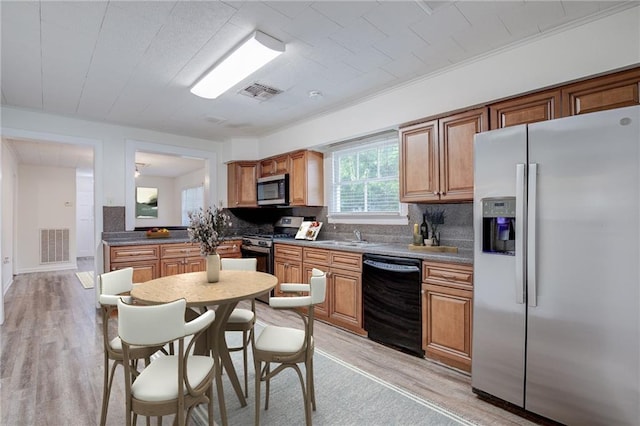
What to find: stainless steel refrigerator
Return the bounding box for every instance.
[472,105,639,425]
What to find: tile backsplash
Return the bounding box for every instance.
[300,204,473,249]
[103,203,474,250]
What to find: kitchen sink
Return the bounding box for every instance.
[315,240,381,247]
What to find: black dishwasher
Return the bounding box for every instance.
[362,254,423,357]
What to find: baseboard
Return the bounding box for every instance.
[16,263,78,274]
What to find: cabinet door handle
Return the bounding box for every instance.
[440,273,457,281]
[433,191,439,195]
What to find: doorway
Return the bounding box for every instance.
[0,129,103,323]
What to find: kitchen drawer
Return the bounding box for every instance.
[330,250,362,272]
[303,247,330,265]
[216,239,242,257]
[274,244,303,261]
[423,261,473,290]
[160,243,200,258]
[110,245,160,263]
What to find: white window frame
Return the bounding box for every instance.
[326,131,408,225]
[181,184,204,226]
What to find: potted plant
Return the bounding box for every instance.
[187,205,231,282]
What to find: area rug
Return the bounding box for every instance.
[192,326,476,426]
[75,271,94,289]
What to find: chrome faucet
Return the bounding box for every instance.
[353,229,362,242]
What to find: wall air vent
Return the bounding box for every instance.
[239,82,283,101]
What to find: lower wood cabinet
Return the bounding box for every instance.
[303,247,364,335]
[105,239,243,282]
[105,244,160,283]
[217,239,242,258]
[273,244,303,296]
[421,261,473,372]
[160,243,205,276]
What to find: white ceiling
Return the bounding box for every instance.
[1,1,634,177]
[2,0,632,143]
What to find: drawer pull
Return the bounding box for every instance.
[440,273,458,281]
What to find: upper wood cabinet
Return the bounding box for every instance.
[227,161,257,208]
[400,107,487,203]
[439,108,487,201]
[399,120,439,203]
[562,67,640,116]
[289,150,324,206]
[489,89,561,129]
[259,154,289,178]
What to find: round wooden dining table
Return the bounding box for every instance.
[130,270,277,426]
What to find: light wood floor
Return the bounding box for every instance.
[1,260,541,425]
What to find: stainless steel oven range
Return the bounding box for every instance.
[241,216,305,303]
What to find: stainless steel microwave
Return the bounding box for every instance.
[257,173,289,206]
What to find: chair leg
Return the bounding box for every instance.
[242,329,249,398]
[309,357,316,411]
[101,356,120,426]
[290,365,311,426]
[264,363,271,410]
[207,383,215,426]
[100,353,109,426]
[254,360,262,426]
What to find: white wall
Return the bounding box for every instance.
[134,175,179,228]
[258,6,640,156]
[17,165,77,273]
[1,142,18,296]
[0,108,225,208]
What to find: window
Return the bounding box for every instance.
[328,131,407,224]
[181,185,204,225]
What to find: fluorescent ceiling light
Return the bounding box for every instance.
[190,30,285,99]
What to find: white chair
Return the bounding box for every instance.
[221,257,258,397]
[253,268,327,426]
[98,268,161,426]
[117,298,216,426]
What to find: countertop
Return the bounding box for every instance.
[273,238,473,264]
[102,232,473,264]
[102,233,243,247]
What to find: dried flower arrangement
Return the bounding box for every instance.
[187,205,232,256]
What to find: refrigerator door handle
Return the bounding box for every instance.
[527,163,538,307]
[515,164,526,304]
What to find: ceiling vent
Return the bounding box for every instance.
[239,82,283,101]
